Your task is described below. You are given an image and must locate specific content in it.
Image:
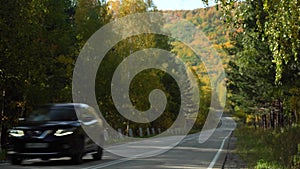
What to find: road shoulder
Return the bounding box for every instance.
[222,134,247,169]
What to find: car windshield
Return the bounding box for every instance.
[27,107,78,121]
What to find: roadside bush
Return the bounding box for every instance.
[255,160,282,169]
[235,125,300,168]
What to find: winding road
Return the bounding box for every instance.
[1,115,236,169]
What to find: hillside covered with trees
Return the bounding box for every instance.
[1,0,299,167]
[0,0,230,149]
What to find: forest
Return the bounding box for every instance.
[1,0,300,168]
[0,0,230,141]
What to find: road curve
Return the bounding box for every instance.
[1,115,236,169]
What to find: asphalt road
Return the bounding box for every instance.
[1,116,236,169]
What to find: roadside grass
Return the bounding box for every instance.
[234,125,300,169]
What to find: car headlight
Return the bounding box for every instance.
[54,128,76,137]
[9,129,24,137]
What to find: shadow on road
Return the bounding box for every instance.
[20,157,112,167]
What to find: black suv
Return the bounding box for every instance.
[7,103,104,165]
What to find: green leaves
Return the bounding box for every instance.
[0,0,77,116]
[205,0,300,121]
[75,0,110,44]
[262,0,300,83]
[211,0,300,84]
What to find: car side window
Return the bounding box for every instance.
[79,107,94,122]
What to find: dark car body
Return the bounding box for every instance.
[7,103,104,165]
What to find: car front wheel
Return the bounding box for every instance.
[71,153,83,164]
[71,138,84,164]
[92,146,103,160]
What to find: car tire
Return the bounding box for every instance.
[71,138,84,164]
[92,146,103,160]
[71,153,83,164]
[11,156,22,165]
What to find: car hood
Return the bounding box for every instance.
[14,121,79,130]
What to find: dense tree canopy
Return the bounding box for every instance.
[203,0,300,126]
[0,0,218,144]
[3,0,298,151]
[206,1,300,167]
[202,0,300,84]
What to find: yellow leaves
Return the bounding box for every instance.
[57,55,73,65]
[108,0,148,18]
[222,41,233,48]
[16,101,26,108]
[57,55,73,77]
[107,0,121,16]
[246,114,255,124]
[171,41,195,58]
[288,88,300,112]
[212,43,222,50]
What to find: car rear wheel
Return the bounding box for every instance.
[92,146,103,160]
[11,156,23,165]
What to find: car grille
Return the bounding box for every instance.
[26,130,52,139]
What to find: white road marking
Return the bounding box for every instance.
[207,132,231,169]
[84,116,236,169]
[207,117,236,169]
